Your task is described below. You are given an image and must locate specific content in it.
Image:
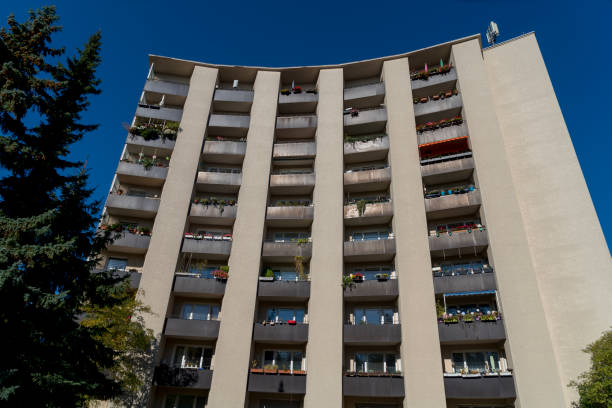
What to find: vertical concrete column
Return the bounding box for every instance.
[452,39,566,407]
[303,68,345,408]
[207,70,280,408]
[383,58,446,408]
[484,35,612,404]
[137,66,218,337]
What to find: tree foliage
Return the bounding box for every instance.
[570,329,612,408]
[0,6,151,407]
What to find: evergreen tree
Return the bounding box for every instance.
[0,6,127,406]
[570,329,612,408]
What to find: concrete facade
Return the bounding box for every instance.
[98,33,611,408]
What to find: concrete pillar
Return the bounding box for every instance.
[303,68,345,408]
[206,70,280,408]
[483,33,612,404]
[137,66,218,337]
[383,57,447,408]
[452,39,567,407]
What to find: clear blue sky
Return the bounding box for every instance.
[2,0,611,251]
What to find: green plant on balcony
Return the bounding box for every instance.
[140,127,161,141]
[341,275,354,289]
[296,238,309,245]
[137,226,151,236]
[462,314,475,323]
[343,133,385,146]
[265,268,275,279]
[436,300,445,319]
[356,199,367,216]
[443,315,459,324]
[141,158,154,170]
[294,256,306,281]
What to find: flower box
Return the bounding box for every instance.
[264,368,278,374]
[250,368,263,374]
[222,234,233,241]
[203,234,214,240]
[376,273,389,281]
[292,86,302,94]
[287,320,296,325]
[420,97,428,103]
[280,88,291,95]
[293,370,306,375]
[259,276,274,282]
[278,369,291,375]
[184,233,195,239]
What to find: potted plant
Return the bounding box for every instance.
[292,86,302,94]
[376,273,389,281]
[213,269,228,281]
[462,314,475,323]
[278,368,291,375]
[445,90,453,98]
[293,369,306,375]
[287,320,297,325]
[263,364,278,374]
[432,94,440,101]
[341,275,354,289]
[443,314,459,324]
[250,360,263,374]
[351,273,364,283]
[222,233,233,241]
[419,97,428,103]
[259,268,275,282]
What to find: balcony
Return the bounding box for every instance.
[196,170,241,194]
[181,238,232,260]
[252,323,309,344]
[438,319,506,344]
[433,271,496,294]
[343,374,404,398]
[343,324,401,345]
[428,229,488,256]
[105,194,160,218]
[344,238,396,262]
[144,78,189,97]
[413,94,462,118]
[125,133,176,151]
[173,274,227,299]
[163,318,220,340]
[106,232,150,254]
[275,115,317,139]
[343,135,389,163]
[425,189,481,220]
[343,82,385,109]
[344,201,393,227]
[266,206,314,228]
[202,139,246,164]
[269,172,315,195]
[278,89,318,114]
[344,107,387,135]
[421,156,475,185]
[208,113,250,137]
[153,366,212,390]
[189,203,237,226]
[116,161,168,187]
[273,142,316,162]
[247,372,306,394]
[443,374,516,399]
[135,105,183,122]
[343,279,398,301]
[261,242,312,262]
[257,280,310,301]
[418,121,468,146]
[213,89,254,113]
[411,67,457,91]
[344,167,391,193]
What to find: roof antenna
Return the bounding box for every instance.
[486,21,499,45]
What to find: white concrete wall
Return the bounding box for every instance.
[483,33,612,405]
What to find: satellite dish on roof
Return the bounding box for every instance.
[486,21,499,45]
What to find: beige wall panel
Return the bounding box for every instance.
[483,33,612,404]
[383,57,446,408]
[303,68,345,408]
[452,39,566,407]
[207,70,280,408]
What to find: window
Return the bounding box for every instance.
[105,258,127,271]
[272,231,310,242]
[352,265,393,281]
[172,346,213,369]
[351,230,390,241]
[352,307,394,325]
[188,265,221,279]
[446,303,496,316]
[263,350,303,371]
[437,261,490,276]
[452,351,500,373]
[181,303,219,321]
[267,307,305,323]
[354,352,397,374]
[164,394,207,408]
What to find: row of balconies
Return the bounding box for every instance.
[153,365,515,400]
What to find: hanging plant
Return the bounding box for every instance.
[356,200,367,216]
[294,256,306,281]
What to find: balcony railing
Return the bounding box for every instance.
[443,373,516,399]
[247,371,306,394]
[413,92,462,118]
[181,236,232,259]
[144,78,189,97]
[343,278,398,301]
[343,372,404,397]
[343,107,387,128]
[438,317,506,344]
[343,167,391,193]
[173,273,227,298]
[344,237,396,261]
[411,66,457,91]
[261,241,312,261]
[418,120,468,146]
[116,161,169,185]
[252,323,309,344]
[164,317,220,340]
[135,104,183,122]
[103,230,151,254]
[344,201,392,226]
[257,279,311,301]
[105,193,160,218]
[153,365,212,389]
[433,265,495,294]
[343,323,402,345]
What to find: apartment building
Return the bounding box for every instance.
[98,33,612,408]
